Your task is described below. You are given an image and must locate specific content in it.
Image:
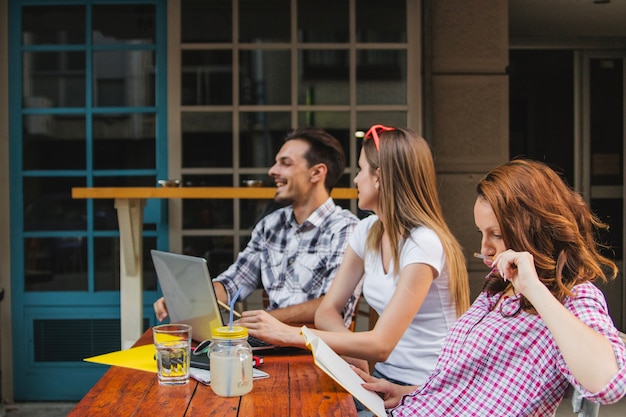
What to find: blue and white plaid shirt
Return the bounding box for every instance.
[214,198,360,326]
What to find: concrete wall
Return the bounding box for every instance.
[425,0,509,299]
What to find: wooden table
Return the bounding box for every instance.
[68,330,358,416]
[71,186,358,349]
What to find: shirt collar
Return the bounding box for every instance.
[283,197,336,229]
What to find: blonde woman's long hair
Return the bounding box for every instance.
[363,127,470,317]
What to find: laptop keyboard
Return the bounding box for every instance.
[248,335,272,348]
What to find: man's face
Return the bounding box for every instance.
[268,139,314,204]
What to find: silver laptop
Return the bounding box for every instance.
[150,249,275,351]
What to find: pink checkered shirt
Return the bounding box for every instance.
[389,281,626,416]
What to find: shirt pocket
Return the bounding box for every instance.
[294,250,331,295]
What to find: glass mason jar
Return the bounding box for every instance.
[209,325,253,397]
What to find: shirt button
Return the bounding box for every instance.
[288,257,295,265]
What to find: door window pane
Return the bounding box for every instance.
[23,115,86,170]
[23,5,85,45]
[182,0,232,43]
[356,0,407,43]
[297,0,348,42]
[182,51,233,105]
[25,237,87,291]
[240,50,291,105]
[182,112,233,168]
[239,112,290,168]
[94,237,157,291]
[23,177,86,232]
[93,50,155,107]
[239,0,290,43]
[92,4,155,44]
[93,113,155,170]
[298,50,349,105]
[23,51,86,108]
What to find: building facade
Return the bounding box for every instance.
[0,0,624,403]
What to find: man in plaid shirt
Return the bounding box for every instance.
[155,127,359,327]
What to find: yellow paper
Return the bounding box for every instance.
[84,344,157,373]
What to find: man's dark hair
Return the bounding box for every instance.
[284,127,346,192]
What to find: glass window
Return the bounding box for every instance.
[357,112,407,131]
[182,175,234,229]
[297,0,349,42]
[94,237,157,291]
[182,112,233,168]
[297,111,351,158]
[23,51,86,108]
[239,112,291,168]
[239,0,290,43]
[298,50,349,105]
[356,0,407,43]
[181,0,232,43]
[182,50,233,105]
[92,113,156,170]
[92,4,156,44]
[240,50,291,105]
[22,5,86,45]
[357,50,407,105]
[183,235,234,277]
[93,50,155,107]
[23,115,86,170]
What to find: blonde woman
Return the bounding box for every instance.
[238,125,469,392]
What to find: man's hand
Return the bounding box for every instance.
[153,297,169,322]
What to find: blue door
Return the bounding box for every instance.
[8,0,167,400]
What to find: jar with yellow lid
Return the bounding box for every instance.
[209,325,253,397]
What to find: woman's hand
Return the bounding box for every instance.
[342,356,370,374]
[352,366,417,409]
[235,310,304,347]
[492,249,541,295]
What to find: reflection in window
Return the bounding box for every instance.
[182,175,234,229]
[240,50,291,106]
[92,113,156,170]
[297,0,348,43]
[357,112,407,133]
[298,50,349,105]
[182,112,233,168]
[94,237,157,291]
[182,51,233,105]
[92,4,155,44]
[357,50,407,105]
[239,112,290,168]
[23,177,86,232]
[23,51,86,108]
[23,5,86,45]
[356,0,407,43]
[23,115,86,170]
[183,235,235,277]
[93,51,155,107]
[25,237,87,292]
[181,0,232,43]
[239,0,290,43]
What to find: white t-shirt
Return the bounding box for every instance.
[350,215,456,386]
